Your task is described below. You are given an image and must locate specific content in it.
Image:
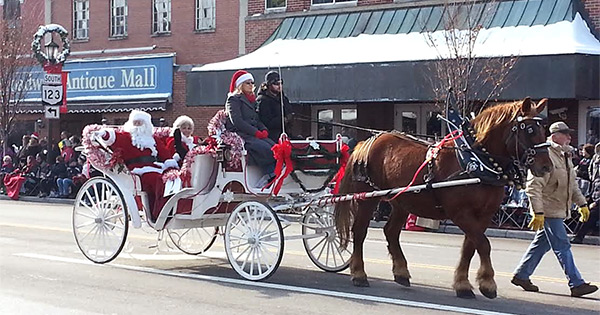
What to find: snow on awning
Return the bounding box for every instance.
[195,13,600,72]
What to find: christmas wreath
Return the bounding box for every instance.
[31,24,71,65]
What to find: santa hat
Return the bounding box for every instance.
[229,70,254,93]
[30,132,39,140]
[128,110,153,126]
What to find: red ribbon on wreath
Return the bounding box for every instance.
[332,144,350,194]
[269,136,294,195]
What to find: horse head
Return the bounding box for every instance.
[507,97,552,177]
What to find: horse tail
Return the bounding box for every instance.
[335,140,369,249]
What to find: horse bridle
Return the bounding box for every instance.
[506,116,550,169]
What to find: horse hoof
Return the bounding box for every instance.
[394,275,411,287]
[480,288,497,299]
[352,278,370,287]
[456,289,476,299]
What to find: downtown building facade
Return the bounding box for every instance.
[1,0,599,146]
[2,0,243,144]
[188,0,600,145]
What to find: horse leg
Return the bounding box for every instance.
[454,235,477,299]
[384,203,410,286]
[475,234,497,299]
[350,199,377,287]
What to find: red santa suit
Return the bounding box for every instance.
[96,128,173,221]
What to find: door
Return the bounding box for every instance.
[394,104,445,141]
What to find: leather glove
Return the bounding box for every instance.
[162,158,179,170]
[578,205,590,223]
[528,213,545,231]
[255,130,268,139]
[261,130,269,139]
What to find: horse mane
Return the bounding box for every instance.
[471,100,522,144]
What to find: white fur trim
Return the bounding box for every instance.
[173,115,194,129]
[131,165,163,176]
[173,153,181,162]
[235,73,254,89]
[98,128,116,146]
[182,135,196,150]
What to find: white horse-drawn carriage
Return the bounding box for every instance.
[72,111,352,280]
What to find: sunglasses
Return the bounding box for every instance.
[271,80,283,86]
[243,81,255,85]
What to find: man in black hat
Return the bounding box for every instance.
[257,71,293,142]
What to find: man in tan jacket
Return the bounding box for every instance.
[511,122,597,297]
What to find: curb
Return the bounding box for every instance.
[0,195,74,205]
[370,220,600,246]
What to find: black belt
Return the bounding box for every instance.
[125,156,157,165]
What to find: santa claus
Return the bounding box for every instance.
[92,110,178,221]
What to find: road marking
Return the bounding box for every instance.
[2,222,573,284]
[15,253,515,315]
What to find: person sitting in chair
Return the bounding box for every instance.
[92,110,178,221]
[225,70,276,187]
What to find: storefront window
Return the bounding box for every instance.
[317,109,333,139]
[586,107,600,145]
[401,111,417,134]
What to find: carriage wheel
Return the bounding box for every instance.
[72,177,128,264]
[167,227,219,255]
[224,201,283,281]
[302,206,352,272]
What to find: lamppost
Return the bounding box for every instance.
[31,24,70,145]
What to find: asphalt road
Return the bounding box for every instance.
[0,200,598,315]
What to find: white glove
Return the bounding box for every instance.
[162,159,179,170]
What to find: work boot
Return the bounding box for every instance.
[571,283,598,297]
[511,276,539,292]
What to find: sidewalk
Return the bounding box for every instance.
[3,194,598,245]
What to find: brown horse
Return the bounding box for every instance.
[334,97,552,299]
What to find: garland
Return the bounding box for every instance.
[31,24,71,65]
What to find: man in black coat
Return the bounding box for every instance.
[257,71,293,143]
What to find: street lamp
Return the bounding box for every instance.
[44,39,59,64]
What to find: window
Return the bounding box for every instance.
[73,0,89,40]
[195,0,215,31]
[153,0,171,34]
[3,0,21,22]
[266,0,286,10]
[110,0,128,37]
[312,0,354,4]
[312,106,357,139]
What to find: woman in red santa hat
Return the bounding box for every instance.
[166,115,200,161]
[225,70,276,187]
[93,110,178,221]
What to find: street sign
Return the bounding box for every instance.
[44,105,60,119]
[43,73,62,84]
[41,84,63,106]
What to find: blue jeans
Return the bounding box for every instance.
[513,218,585,288]
[56,178,73,196]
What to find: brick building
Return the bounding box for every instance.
[2,0,244,147]
[189,0,600,145]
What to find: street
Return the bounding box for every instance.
[0,199,598,315]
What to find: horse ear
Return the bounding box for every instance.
[534,98,548,115]
[520,97,532,115]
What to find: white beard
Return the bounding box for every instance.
[124,123,158,156]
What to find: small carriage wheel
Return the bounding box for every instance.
[167,226,219,255]
[224,201,284,281]
[72,177,129,264]
[302,206,352,272]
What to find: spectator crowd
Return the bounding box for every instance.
[0,131,92,199]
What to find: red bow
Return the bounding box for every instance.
[270,137,294,195]
[332,144,350,194]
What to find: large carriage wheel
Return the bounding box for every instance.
[302,206,352,272]
[224,201,284,281]
[167,226,219,255]
[72,177,128,264]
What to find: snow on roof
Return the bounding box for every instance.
[195,13,600,72]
